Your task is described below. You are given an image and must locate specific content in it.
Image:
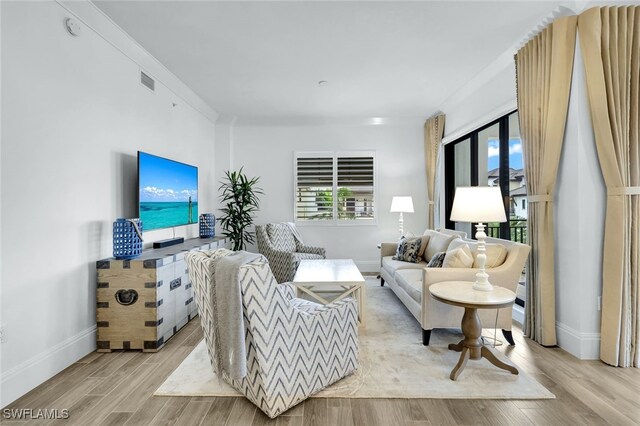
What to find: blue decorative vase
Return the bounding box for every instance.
[113,218,143,259]
[199,213,215,238]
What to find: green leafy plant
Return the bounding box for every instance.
[312,188,354,219]
[218,168,264,251]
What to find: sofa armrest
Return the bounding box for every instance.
[297,245,326,257]
[268,249,297,262]
[294,297,359,325]
[380,242,398,262]
[311,297,357,315]
[276,282,297,300]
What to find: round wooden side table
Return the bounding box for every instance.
[429,281,519,381]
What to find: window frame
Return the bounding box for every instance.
[293,150,377,226]
[444,110,518,238]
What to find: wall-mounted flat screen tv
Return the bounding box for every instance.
[138,151,198,231]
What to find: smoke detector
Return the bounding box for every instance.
[64,17,82,37]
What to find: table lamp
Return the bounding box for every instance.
[450,186,507,291]
[390,196,414,237]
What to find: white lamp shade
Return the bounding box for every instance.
[390,196,414,213]
[450,186,507,223]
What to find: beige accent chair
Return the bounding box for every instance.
[380,231,530,346]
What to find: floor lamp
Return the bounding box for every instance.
[390,196,414,238]
[450,187,507,291]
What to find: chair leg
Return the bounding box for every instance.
[422,329,432,346]
[380,277,385,287]
[502,329,515,346]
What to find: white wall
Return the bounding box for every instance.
[439,15,606,360]
[214,115,236,237]
[0,1,217,406]
[230,118,427,271]
[441,64,517,144]
[555,34,605,359]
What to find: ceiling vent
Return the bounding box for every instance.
[140,71,155,91]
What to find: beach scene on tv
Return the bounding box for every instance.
[138,152,198,231]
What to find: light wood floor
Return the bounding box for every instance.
[4,319,640,426]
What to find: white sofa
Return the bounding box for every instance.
[380,229,530,346]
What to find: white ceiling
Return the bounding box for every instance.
[93,1,564,118]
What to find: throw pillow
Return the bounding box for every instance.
[416,235,430,259]
[423,230,461,261]
[448,239,508,268]
[392,237,422,263]
[427,251,446,268]
[443,244,474,268]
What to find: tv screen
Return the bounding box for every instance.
[138,151,198,231]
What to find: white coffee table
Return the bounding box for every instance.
[429,281,518,380]
[293,259,366,325]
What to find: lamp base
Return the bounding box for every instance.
[472,223,493,291]
[472,271,493,291]
[472,281,494,292]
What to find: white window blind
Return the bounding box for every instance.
[295,151,375,223]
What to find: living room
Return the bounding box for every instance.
[1,0,638,424]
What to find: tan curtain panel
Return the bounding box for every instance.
[424,114,445,229]
[515,16,577,346]
[579,6,639,367]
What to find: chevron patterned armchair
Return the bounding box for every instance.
[256,223,326,283]
[186,249,359,419]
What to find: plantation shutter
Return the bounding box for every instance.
[337,156,375,220]
[295,151,376,222]
[295,155,334,221]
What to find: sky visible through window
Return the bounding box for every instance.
[487,138,523,170]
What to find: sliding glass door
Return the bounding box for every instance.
[444,110,526,243]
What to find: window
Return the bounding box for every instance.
[295,151,375,224]
[445,111,527,311]
[444,110,526,243]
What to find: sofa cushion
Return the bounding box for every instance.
[436,228,468,239]
[382,256,426,276]
[443,244,474,268]
[448,239,508,268]
[423,230,461,261]
[393,237,422,263]
[394,269,423,304]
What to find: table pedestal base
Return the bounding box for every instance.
[447,307,519,381]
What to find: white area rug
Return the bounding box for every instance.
[155,278,554,399]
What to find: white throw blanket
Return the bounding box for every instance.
[212,251,262,380]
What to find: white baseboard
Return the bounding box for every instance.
[512,304,524,326]
[354,260,379,273]
[556,321,600,360]
[1,326,97,408]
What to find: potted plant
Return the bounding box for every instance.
[218,168,264,251]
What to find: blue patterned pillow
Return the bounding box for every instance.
[393,237,422,263]
[427,251,446,268]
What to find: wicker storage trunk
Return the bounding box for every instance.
[96,237,229,352]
